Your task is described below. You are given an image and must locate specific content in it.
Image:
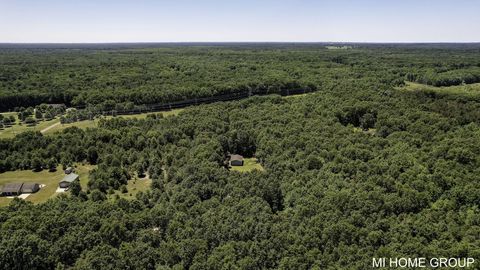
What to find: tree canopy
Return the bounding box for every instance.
[0,44,480,269]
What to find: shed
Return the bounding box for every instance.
[1,183,24,196]
[21,183,40,194]
[64,167,74,174]
[59,173,79,188]
[230,154,244,166]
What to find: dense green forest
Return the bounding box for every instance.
[1,44,480,269]
[2,44,479,112]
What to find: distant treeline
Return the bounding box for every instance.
[406,67,480,87]
[3,45,463,111]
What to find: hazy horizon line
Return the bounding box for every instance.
[1,41,480,44]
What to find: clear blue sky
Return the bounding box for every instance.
[1,0,479,43]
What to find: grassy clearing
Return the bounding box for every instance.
[284,93,309,99]
[353,127,376,135]
[0,117,60,139]
[109,109,184,120]
[44,119,99,134]
[1,109,184,138]
[400,81,480,96]
[109,176,152,200]
[0,169,64,206]
[77,164,96,190]
[0,112,17,118]
[0,164,93,207]
[230,158,265,173]
[43,109,184,135]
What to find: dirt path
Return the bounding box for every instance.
[41,122,60,133]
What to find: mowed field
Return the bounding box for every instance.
[44,109,184,135]
[0,164,94,207]
[0,109,184,138]
[0,116,60,139]
[108,176,153,201]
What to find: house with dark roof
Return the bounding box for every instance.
[59,173,79,188]
[230,154,244,166]
[1,183,24,196]
[21,183,40,194]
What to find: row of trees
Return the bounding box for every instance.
[406,68,480,87]
[0,114,15,129]
[0,104,66,130]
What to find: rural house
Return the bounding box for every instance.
[21,183,40,194]
[230,154,244,166]
[59,173,79,188]
[1,183,24,196]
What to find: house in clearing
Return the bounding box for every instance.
[21,183,40,194]
[1,182,41,196]
[59,173,79,188]
[1,183,24,196]
[230,154,244,166]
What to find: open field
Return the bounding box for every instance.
[230,158,265,173]
[109,176,152,200]
[43,109,184,135]
[43,119,99,134]
[78,164,96,191]
[1,108,185,138]
[113,109,184,119]
[0,164,94,206]
[400,81,480,96]
[0,112,17,119]
[0,117,60,139]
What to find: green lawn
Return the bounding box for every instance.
[43,109,184,135]
[0,117,60,139]
[353,127,376,135]
[1,109,184,138]
[0,112,17,118]
[0,109,185,138]
[0,164,93,207]
[109,109,184,120]
[400,81,480,96]
[77,164,96,191]
[109,176,152,200]
[44,119,99,135]
[230,158,265,173]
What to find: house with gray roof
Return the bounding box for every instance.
[21,183,40,194]
[59,173,79,188]
[230,154,244,166]
[1,183,24,196]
